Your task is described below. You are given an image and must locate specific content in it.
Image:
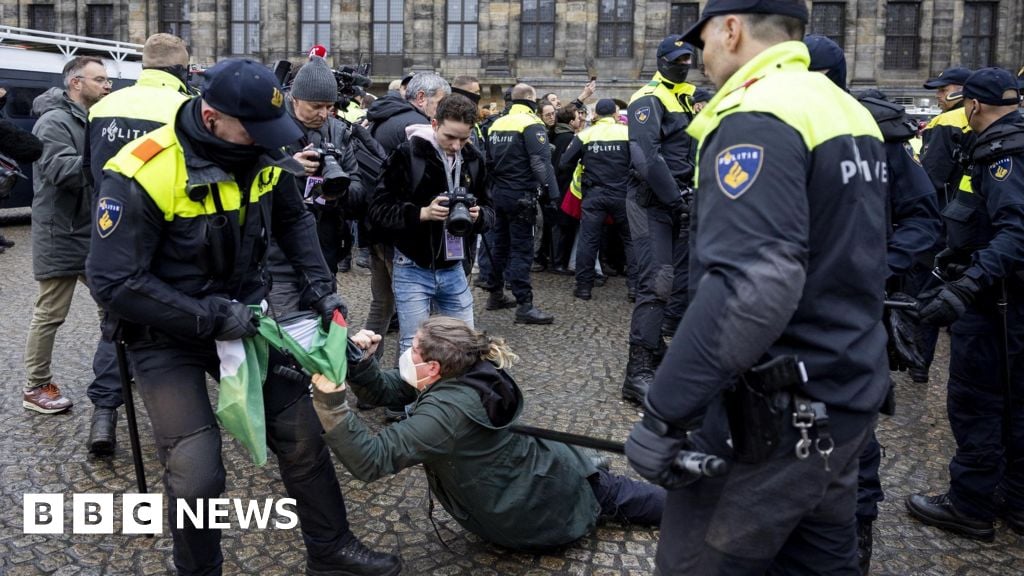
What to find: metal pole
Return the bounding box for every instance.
[998,280,1013,445]
[115,339,147,494]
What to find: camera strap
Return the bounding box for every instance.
[436,148,463,193]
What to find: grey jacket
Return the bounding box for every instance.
[30,88,92,280]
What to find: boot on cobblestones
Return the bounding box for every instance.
[0,234,14,248]
[856,519,873,576]
[88,407,117,455]
[622,345,656,405]
[514,303,554,325]
[485,290,516,310]
[906,492,995,541]
[306,537,402,576]
[23,383,73,414]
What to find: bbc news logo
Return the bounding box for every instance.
[23,494,297,534]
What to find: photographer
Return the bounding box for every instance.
[368,94,492,354]
[268,56,363,291]
[311,316,665,551]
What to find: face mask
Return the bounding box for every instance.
[399,348,430,389]
[659,60,691,84]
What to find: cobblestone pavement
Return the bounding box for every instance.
[0,220,1022,575]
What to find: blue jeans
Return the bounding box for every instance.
[392,249,475,353]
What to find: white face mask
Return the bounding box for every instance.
[398,348,430,390]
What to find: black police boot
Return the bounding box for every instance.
[514,303,554,325]
[622,345,656,405]
[338,256,352,273]
[906,492,995,541]
[0,234,14,248]
[485,290,517,310]
[573,286,592,301]
[88,407,117,456]
[856,519,873,576]
[306,537,402,576]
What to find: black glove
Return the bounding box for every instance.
[918,276,979,326]
[884,292,925,372]
[933,248,968,280]
[213,299,258,341]
[312,293,348,331]
[625,404,697,490]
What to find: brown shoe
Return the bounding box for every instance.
[23,383,73,414]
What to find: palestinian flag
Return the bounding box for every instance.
[257,309,349,387]
[215,334,270,466]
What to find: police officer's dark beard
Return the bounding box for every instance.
[180,99,266,173]
[513,99,538,113]
[658,61,690,84]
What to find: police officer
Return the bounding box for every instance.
[87,59,401,576]
[82,33,194,456]
[906,65,975,384]
[807,33,943,575]
[907,68,1024,542]
[625,1,889,572]
[621,35,698,404]
[481,83,559,324]
[559,98,636,301]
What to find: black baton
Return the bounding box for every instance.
[115,339,147,495]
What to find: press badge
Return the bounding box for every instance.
[303,176,323,203]
[444,229,465,261]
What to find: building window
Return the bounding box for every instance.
[159,0,191,46]
[883,1,921,69]
[520,0,555,58]
[447,0,478,56]
[372,0,404,55]
[810,2,846,50]
[300,0,331,52]
[28,4,56,32]
[598,0,634,58]
[231,0,260,55]
[669,2,699,33]
[86,4,115,40]
[961,1,997,69]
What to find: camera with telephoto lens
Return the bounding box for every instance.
[441,186,477,237]
[0,152,25,201]
[308,142,351,199]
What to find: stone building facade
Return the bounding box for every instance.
[1,0,1022,106]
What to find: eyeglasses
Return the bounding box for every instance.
[75,75,112,86]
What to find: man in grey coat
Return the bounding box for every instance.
[23,56,109,414]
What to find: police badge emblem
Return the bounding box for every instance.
[96,197,124,238]
[990,157,1012,181]
[715,144,764,199]
[634,107,650,124]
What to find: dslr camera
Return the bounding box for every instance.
[441,187,477,237]
[0,152,25,200]
[307,142,352,199]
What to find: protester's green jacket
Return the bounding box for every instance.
[323,357,601,551]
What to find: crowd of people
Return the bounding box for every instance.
[1,0,1023,573]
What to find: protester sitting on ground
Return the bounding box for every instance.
[311,316,665,551]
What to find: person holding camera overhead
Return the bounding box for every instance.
[368,94,493,354]
[270,55,363,285]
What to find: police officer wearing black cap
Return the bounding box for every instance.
[621,34,699,404]
[907,67,1024,543]
[624,1,889,573]
[87,59,401,576]
[806,33,942,575]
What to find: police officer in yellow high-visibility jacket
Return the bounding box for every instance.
[622,35,698,405]
[483,82,560,325]
[80,33,193,456]
[86,59,401,576]
[625,1,889,572]
[921,66,974,210]
[559,99,636,301]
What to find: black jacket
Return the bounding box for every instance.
[368,134,493,269]
[550,123,576,197]
[366,95,429,155]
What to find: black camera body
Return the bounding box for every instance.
[441,186,477,237]
[333,64,373,108]
[0,152,25,200]
[308,142,351,199]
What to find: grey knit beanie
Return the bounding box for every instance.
[291,57,337,102]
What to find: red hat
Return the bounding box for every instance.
[308,45,328,59]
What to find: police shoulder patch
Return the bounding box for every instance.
[634,107,651,124]
[537,132,546,145]
[715,144,764,199]
[990,157,1012,181]
[96,197,124,238]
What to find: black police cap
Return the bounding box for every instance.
[202,58,302,150]
[922,66,973,89]
[952,68,1021,106]
[681,0,809,49]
